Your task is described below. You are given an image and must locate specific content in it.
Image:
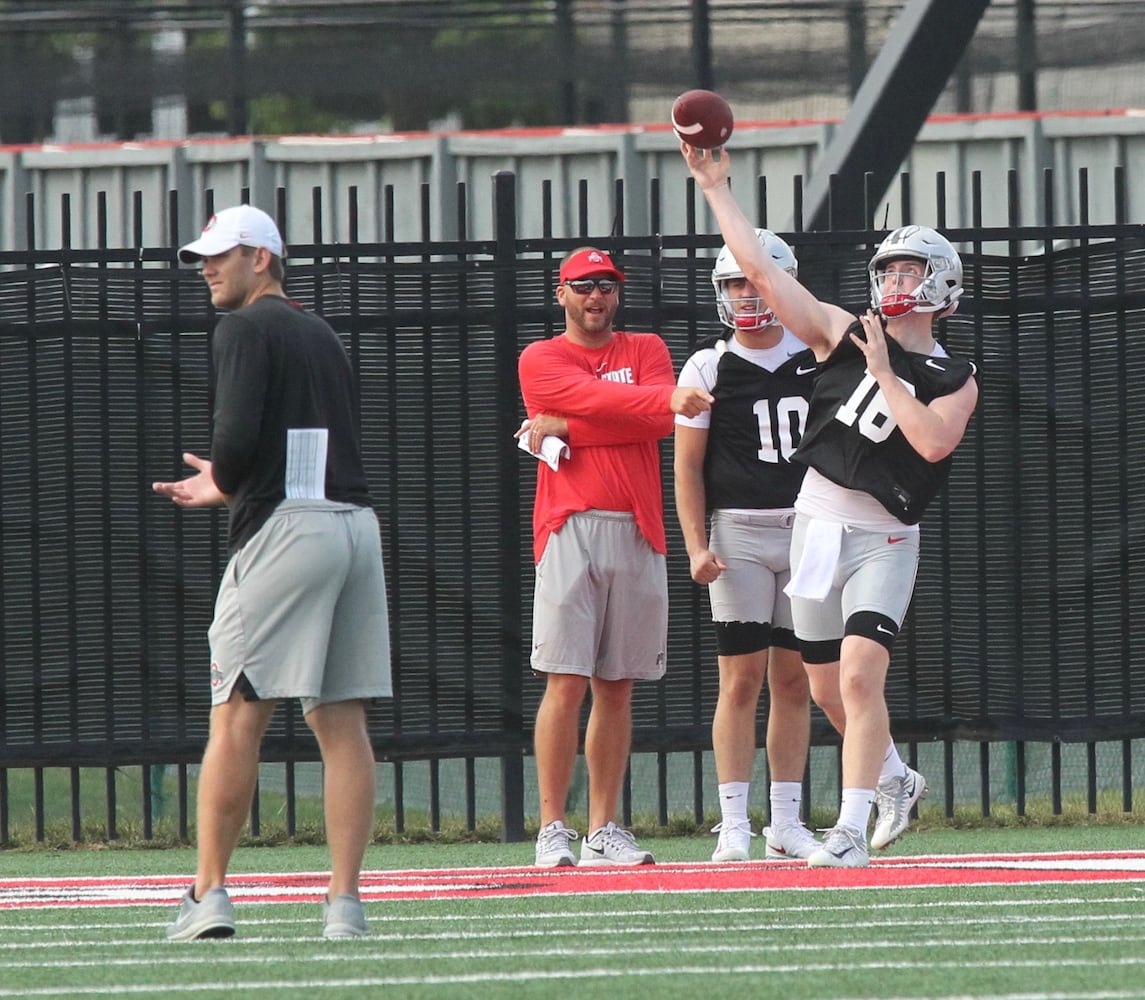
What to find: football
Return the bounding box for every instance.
[671,89,734,149]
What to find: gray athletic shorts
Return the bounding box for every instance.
[788,514,920,642]
[208,499,393,713]
[530,510,667,681]
[707,509,794,629]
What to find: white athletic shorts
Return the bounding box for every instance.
[788,513,920,642]
[530,510,668,681]
[208,499,393,713]
[707,509,795,629]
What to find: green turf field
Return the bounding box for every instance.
[3,830,1144,999]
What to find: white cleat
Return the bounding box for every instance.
[871,767,928,850]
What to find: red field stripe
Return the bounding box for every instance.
[2,851,1144,908]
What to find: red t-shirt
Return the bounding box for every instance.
[518,330,677,563]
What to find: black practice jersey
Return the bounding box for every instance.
[793,320,977,525]
[703,341,817,511]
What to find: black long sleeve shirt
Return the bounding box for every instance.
[210,294,371,550]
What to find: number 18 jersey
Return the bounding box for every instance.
[793,320,977,526]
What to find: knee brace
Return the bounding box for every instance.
[770,626,799,652]
[845,610,899,654]
[714,620,770,657]
[799,637,841,664]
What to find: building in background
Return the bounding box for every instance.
[1,1,1144,147]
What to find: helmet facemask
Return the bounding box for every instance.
[871,263,930,317]
[716,281,776,331]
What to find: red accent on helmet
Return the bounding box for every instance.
[878,293,917,318]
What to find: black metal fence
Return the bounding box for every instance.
[2,166,1144,845]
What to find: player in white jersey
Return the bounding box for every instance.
[682,143,979,868]
[675,230,838,861]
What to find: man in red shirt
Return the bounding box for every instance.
[517,247,713,867]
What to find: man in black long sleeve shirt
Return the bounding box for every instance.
[154,204,391,941]
[208,292,372,550]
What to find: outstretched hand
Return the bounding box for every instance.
[152,452,227,507]
[679,141,730,191]
[670,385,715,418]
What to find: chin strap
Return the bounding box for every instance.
[878,294,917,318]
[733,306,776,329]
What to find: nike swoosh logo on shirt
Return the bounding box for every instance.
[796,365,817,375]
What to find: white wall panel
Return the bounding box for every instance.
[1,113,1141,254]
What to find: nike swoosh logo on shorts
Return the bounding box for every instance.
[926,359,946,370]
[876,624,895,636]
[888,536,908,544]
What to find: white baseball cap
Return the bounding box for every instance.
[178,204,285,263]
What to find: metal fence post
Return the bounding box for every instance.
[492,170,526,842]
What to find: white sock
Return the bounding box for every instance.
[879,741,907,785]
[718,781,750,823]
[769,781,802,826]
[838,788,876,834]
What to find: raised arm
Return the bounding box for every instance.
[680,143,854,360]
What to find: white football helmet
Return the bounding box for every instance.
[711,228,797,331]
[868,225,963,318]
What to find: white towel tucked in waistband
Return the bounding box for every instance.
[784,518,843,601]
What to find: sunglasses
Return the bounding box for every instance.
[563,277,619,295]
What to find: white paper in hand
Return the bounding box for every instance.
[517,421,570,471]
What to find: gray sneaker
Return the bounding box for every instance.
[807,824,869,868]
[579,822,655,867]
[166,886,236,941]
[871,767,928,850]
[535,820,579,868]
[323,894,369,939]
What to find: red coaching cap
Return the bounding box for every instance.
[559,248,625,284]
